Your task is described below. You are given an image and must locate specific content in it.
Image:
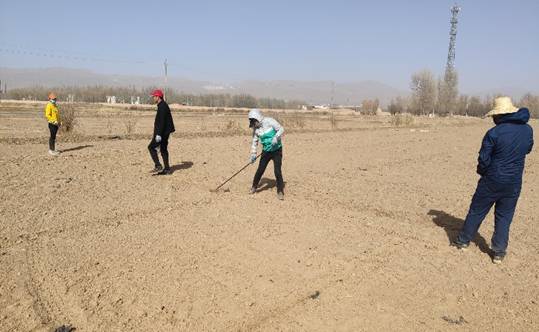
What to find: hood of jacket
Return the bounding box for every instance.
[248,108,264,122]
[495,108,530,125]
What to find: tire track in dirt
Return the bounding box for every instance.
[11,203,172,331]
[23,240,55,330]
[1,205,167,251]
[23,232,103,332]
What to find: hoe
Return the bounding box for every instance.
[210,153,261,192]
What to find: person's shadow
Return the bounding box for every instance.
[59,145,94,153]
[255,178,286,193]
[169,161,194,174]
[428,209,491,255]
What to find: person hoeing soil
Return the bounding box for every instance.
[248,109,285,200]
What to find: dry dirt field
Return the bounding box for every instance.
[1,102,538,331]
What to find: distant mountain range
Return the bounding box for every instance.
[0,67,407,105]
[2,67,534,105]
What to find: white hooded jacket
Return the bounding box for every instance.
[249,109,284,154]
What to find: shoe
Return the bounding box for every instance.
[249,187,257,194]
[48,150,60,156]
[277,192,284,200]
[150,165,163,173]
[451,240,469,250]
[156,168,171,175]
[492,254,505,264]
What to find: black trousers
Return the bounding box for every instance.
[148,134,170,169]
[252,148,284,193]
[48,123,58,151]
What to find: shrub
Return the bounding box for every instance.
[273,114,306,130]
[60,103,77,133]
[329,112,337,130]
[390,113,414,127]
[388,97,408,115]
[124,117,138,135]
[286,114,306,129]
[520,93,539,118]
[223,120,244,134]
[361,99,380,115]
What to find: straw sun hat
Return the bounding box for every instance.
[485,96,519,117]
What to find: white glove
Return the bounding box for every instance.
[250,154,257,164]
[155,135,162,143]
[271,136,279,145]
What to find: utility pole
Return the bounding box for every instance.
[163,58,168,100]
[330,81,335,108]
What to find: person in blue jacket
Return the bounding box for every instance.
[453,97,534,264]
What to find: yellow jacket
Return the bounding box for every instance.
[45,102,59,124]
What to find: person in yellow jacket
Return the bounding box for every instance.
[45,92,61,156]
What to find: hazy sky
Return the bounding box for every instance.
[1,0,538,93]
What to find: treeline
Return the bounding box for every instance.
[388,93,539,118]
[391,69,539,118]
[1,85,305,109]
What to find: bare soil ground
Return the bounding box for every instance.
[1,102,538,331]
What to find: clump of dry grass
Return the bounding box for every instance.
[223,120,245,134]
[124,117,138,135]
[60,103,77,133]
[329,112,338,130]
[198,117,207,132]
[286,114,306,129]
[273,113,306,130]
[390,113,415,127]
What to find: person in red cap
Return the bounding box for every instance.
[148,89,175,175]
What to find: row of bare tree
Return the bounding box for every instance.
[391,69,539,118]
[2,80,537,118]
[1,85,305,110]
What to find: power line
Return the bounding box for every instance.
[0,45,216,79]
[0,46,156,65]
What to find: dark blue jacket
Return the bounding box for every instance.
[477,108,534,184]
